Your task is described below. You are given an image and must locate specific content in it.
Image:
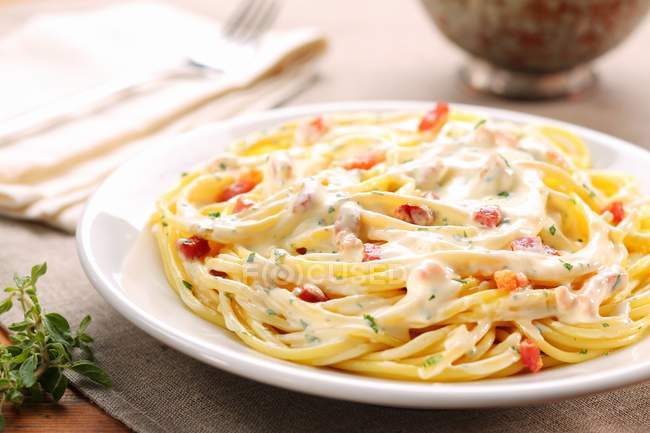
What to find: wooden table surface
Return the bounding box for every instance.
[1,0,650,432]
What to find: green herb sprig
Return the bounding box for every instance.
[0,263,111,429]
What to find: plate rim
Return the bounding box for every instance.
[76,100,650,408]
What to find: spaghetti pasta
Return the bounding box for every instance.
[150,105,650,381]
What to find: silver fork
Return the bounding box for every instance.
[0,0,280,144]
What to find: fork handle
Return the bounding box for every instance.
[0,66,202,144]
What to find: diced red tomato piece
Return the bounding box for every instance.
[494,269,529,291]
[395,204,436,226]
[293,283,328,303]
[341,150,386,170]
[233,196,254,213]
[218,170,261,202]
[362,243,382,261]
[474,205,502,228]
[603,201,625,225]
[309,115,327,135]
[418,102,450,133]
[177,236,210,260]
[510,236,558,255]
[520,339,543,373]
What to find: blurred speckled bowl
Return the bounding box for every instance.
[420,0,650,98]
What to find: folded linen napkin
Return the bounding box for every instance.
[0,2,326,232]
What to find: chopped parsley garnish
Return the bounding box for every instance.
[416,227,429,231]
[219,162,227,170]
[422,354,442,367]
[306,334,321,344]
[612,273,622,289]
[602,323,610,328]
[161,221,168,227]
[182,280,193,290]
[246,252,256,263]
[579,349,588,355]
[474,119,486,129]
[208,211,221,218]
[499,154,512,169]
[563,262,573,271]
[363,314,379,333]
[497,191,510,198]
[428,293,436,301]
[453,278,468,284]
[549,225,557,235]
[181,171,188,177]
[328,206,335,214]
[273,249,286,265]
[266,309,277,316]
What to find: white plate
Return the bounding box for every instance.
[77,101,650,408]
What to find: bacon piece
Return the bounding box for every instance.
[293,283,328,303]
[510,236,558,255]
[295,247,307,255]
[341,150,386,170]
[418,102,450,133]
[362,243,382,261]
[494,269,529,291]
[209,269,228,278]
[520,339,543,373]
[218,170,261,202]
[233,196,254,213]
[473,205,502,228]
[603,201,625,225]
[395,204,436,226]
[177,236,210,260]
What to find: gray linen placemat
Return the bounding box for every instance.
[1,218,649,433]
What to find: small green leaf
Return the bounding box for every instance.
[6,388,24,406]
[182,280,193,290]
[30,262,47,284]
[563,262,573,271]
[208,211,221,218]
[78,333,94,344]
[78,315,92,334]
[246,252,256,263]
[70,360,112,387]
[428,293,436,301]
[497,191,510,198]
[40,368,68,401]
[19,354,38,388]
[474,119,486,129]
[549,225,557,235]
[44,312,72,344]
[0,297,13,314]
[29,382,44,402]
[9,320,34,332]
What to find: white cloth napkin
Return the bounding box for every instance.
[0,2,326,232]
